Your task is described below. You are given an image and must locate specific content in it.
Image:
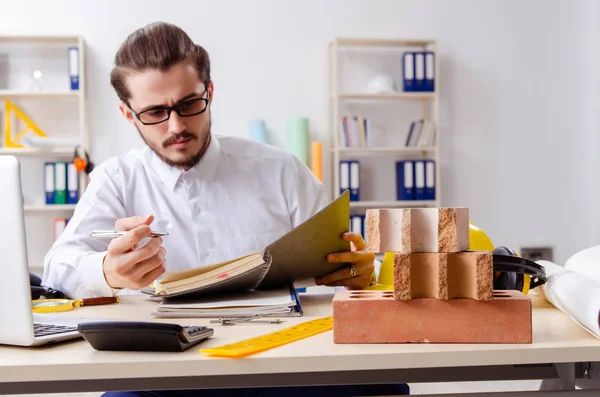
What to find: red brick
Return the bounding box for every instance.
[332,290,532,344]
[365,208,469,253]
[393,251,493,300]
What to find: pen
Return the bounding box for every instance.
[90,230,169,239]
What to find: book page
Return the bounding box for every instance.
[159,253,260,283]
[157,252,266,295]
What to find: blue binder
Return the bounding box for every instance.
[424,51,435,92]
[66,161,79,204]
[425,160,436,200]
[414,52,425,91]
[339,161,350,196]
[402,52,415,92]
[349,160,360,201]
[44,162,55,205]
[414,160,425,200]
[395,161,414,200]
[68,47,79,90]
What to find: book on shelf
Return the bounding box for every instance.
[405,119,436,148]
[340,115,371,147]
[148,190,352,299]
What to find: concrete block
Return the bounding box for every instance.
[394,251,493,300]
[332,290,532,344]
[365,207,469,253]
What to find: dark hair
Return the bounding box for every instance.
[109,22,211,103]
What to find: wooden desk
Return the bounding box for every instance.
[0,291,599,396]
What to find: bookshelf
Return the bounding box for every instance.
[328,37,441,214]
[0,34,88,270]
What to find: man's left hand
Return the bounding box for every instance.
[316,232,375,290]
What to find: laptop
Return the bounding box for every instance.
[0,155,82,346]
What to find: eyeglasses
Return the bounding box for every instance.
[128,92,209,125]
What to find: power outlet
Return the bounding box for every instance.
[520,246,554,262]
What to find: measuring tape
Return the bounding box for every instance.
[200,316,333,358]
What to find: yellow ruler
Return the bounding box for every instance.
[200,316,333,358]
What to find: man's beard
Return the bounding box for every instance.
[136,123,211,170]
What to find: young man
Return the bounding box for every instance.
[43,22,375,298]
[43,22,408,397]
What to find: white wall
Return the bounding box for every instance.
[0,0,597,266]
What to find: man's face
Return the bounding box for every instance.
[119,62,213,170]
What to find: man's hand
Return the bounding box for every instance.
[316,232,375,290]
[102,215,166,290]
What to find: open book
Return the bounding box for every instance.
[152,190,351,298]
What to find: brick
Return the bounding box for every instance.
[332,290,532,344]
[393,251,493,300]
[365,208,469,253]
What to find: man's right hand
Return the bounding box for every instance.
[102,215,166,290]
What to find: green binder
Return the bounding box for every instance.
[54,161,67,205]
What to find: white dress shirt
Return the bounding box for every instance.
[43,134,328,298]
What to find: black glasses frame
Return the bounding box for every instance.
[128,89,210,126]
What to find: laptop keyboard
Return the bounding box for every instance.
[34,323,77,337]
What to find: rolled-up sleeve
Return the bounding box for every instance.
[42,162,127,299]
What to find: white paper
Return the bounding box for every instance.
[158,288,295,309]
[565,245,600,283]
[537,260,600,339]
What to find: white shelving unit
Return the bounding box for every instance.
[0,34,88,270]
[328,37,441,210]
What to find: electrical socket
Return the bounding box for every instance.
[520,246,554,262]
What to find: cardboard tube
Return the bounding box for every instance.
[311,142,323,181]
[286,117,310,165]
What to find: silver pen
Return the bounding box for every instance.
[89,230,169,239]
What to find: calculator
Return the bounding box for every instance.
[77,321,214,352]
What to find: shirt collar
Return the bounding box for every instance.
[150,134,220,191]
[189,134,220,181]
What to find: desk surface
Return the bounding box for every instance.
[1,291,599,387]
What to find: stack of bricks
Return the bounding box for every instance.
[332,207,532,344]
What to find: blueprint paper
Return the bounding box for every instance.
[537,260,600,339]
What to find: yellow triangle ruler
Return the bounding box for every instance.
[3,98,47,148]
[200,316,333,358]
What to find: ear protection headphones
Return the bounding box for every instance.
[30,272,66,300]
[492,246,547,294]
[73,146,95,174]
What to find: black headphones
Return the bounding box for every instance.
[30,272,66,300]
[492,246,547,293]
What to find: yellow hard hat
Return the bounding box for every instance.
[368,222,494,290]
[468,221,494,251]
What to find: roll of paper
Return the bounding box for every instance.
[249,120,268,144]
[537,260,600,339]
[311,142,323,182]
[286,117,310,165]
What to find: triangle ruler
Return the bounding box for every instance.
[3,97,47,148]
